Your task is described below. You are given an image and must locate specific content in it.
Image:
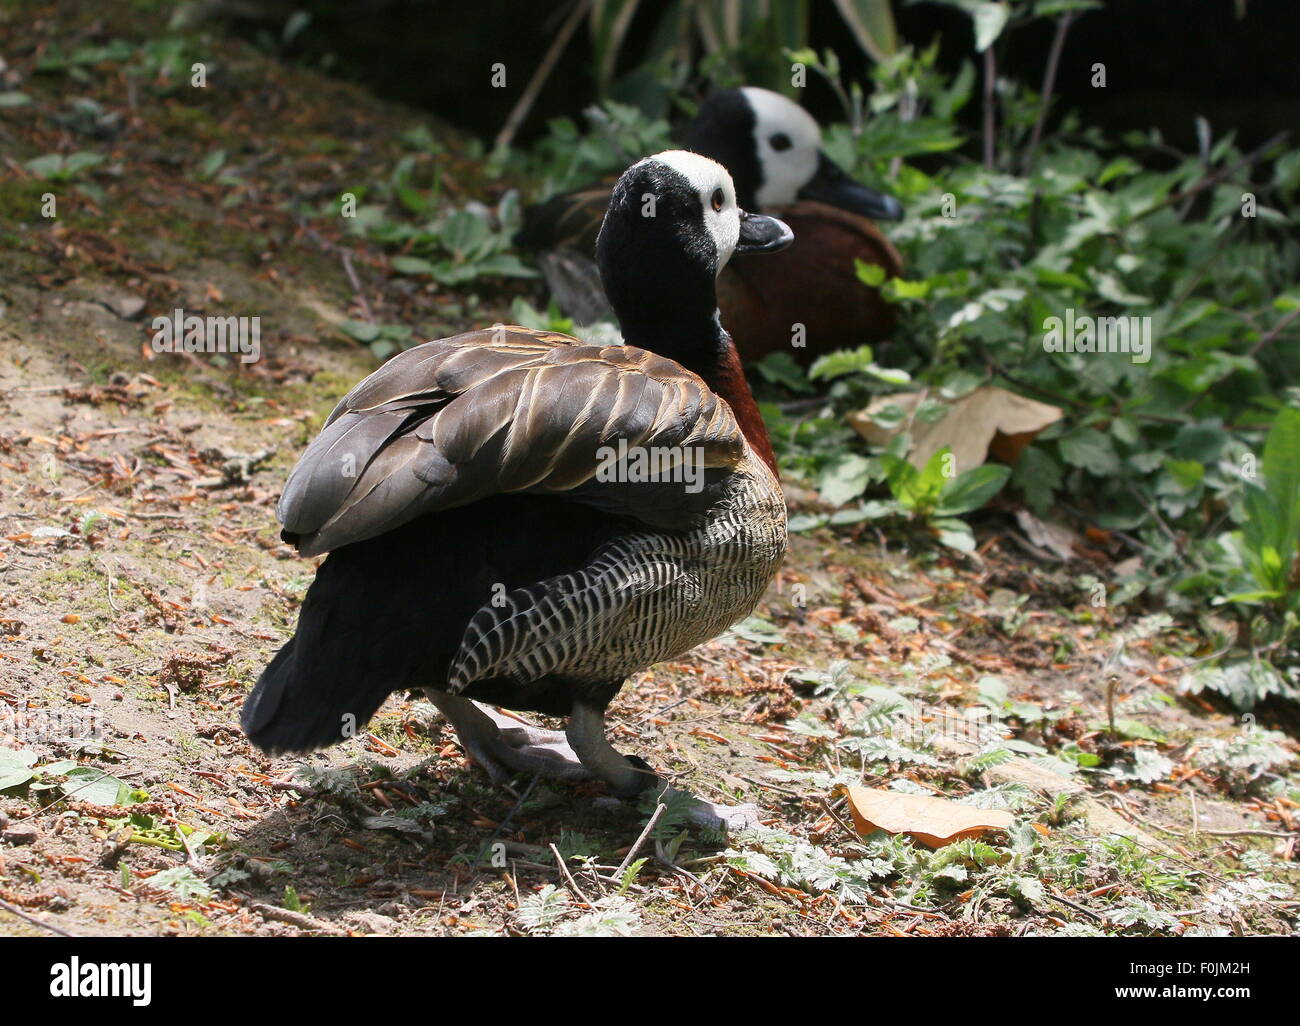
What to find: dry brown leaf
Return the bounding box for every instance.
[849,387,1061,472]
[843,785,1014,848]
[1014,509,1080,562]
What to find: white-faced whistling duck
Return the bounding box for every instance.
[242,152,792,830]
[516,87,904,364]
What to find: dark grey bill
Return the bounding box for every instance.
[735,211,794,255]
[798,152,904,222]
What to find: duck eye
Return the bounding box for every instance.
[769,133,792,152]
[710,188,724,213]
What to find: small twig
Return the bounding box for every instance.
[1023,11,1076,173]
[615,803,665,884]
[494,0,591,153]
[1247,306,1300,358]
[549,841,593,907]
[888,79,918,179]
[1157,645,1233,677]
[631,696,689,724]
[0,896,77,937]
[251,902,347,935]
[172,817,202,871]
[338,249,373,325]
[473,775,537,869]
[1125,482,1183,552]
[1046,887,1106,924]
[739,774,803,798]
[981,47,996,171]
[99,558,119,612]
[819,795,859,841]
[1134,130,1289,223]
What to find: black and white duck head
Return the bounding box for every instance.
[683,86,904,222]
[595,150,792,364]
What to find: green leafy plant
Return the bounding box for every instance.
[880,445,1011,551]
[23,151,104,181]
[515,883,572,933]
[587,0,898,104]
[146,866,213,903]
[1218,407,1300,613]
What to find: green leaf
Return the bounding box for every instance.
[23,153,65,178]
[1162,458,1205,491]
[971,2,1010,52]
[439,209,492,259]
[63,151,105,175]
[831,0,899,61]
[0,92,31,107]
[730,616,783,645]
[937,464,1011,516]
[617,857,647,895]
[339,319,380,343]
[855,260,886,286]
[1252,407,1300,592]
[60,767,134,806]
[38,760,79,775]
[1058,430,1120,475]
[933,518,976,552]
[390,255,437,275]
[885,447,949,514]
[197,149,226,181]
[818,452,873,506]
[809,345,875,381]
[148,866,213,902]
[1097,156,1141,185]
[753,352,815,394]
[0,750,39,791]
[884,277,932,300]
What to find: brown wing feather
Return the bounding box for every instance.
[515,182,612,255]
[278,327,746,555]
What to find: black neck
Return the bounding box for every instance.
[618,303,729,383]
[596,159,733,382]
[683,89,761,210]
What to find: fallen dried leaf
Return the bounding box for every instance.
[843,786,1014,848]
[850,387,1061,472]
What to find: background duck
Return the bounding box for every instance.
[516,86,904,363]
[242,151,792,830]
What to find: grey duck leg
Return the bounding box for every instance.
[427,692,762,831]
[569,703,764,831]
[425,691,592,784]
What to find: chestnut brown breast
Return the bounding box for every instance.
[716,200,903,362]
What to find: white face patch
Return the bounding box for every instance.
[740,87,822,208]
[645,150,741,273]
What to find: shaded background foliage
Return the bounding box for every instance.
[219,0,1300,150]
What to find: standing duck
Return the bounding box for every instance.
[516,86,904,362]
[242,152,791,829]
